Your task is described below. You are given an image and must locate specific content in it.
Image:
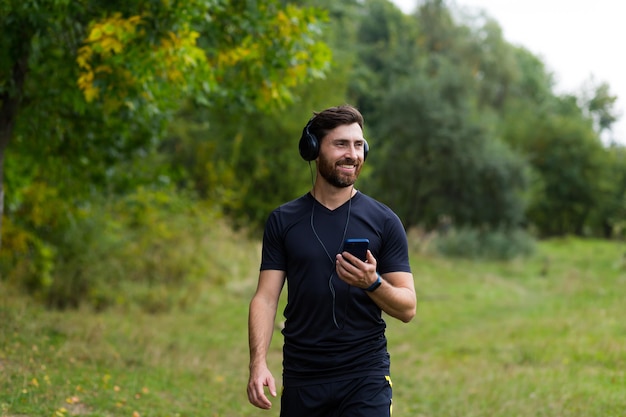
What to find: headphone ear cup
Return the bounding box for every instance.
[299,124,319,161]
[363,139,369,161]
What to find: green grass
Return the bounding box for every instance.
[1,237,625,416]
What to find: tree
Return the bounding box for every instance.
[159,0,363,232]
[0,0,331,245]
[348,0,528,230]
[580,79,620,137]
[348,0,420,128]
[503,95,607,236]
[372,68,528,230]
[595,144,626,238]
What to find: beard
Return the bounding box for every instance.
[318,154,362,188]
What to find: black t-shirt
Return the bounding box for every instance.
[260,191,411,386]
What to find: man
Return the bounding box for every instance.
[247,104,416,416]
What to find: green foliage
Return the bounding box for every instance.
[432,226,536,260]
[165,105,311,232]
[589,143,626,238]
[3,0,625,319]
[346,0,532,232]
[0,217,56,297]
[506,45,555,104]
[1,0,333,246]
[163,54,353,232]
[349,0,420,126]
[48,188,228,312]
[0,182,68,299]
[71,1,332,111]
[370,68,528,230]
[0,2,337,310]
[502,95,609,236]
[582,80,620,133]
[0,186,257,312]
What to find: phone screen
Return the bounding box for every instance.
[343,238,369,262]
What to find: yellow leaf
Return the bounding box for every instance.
[94,65,113,74]
[87,27,102,42]
[100,37,123,54]
[84,86,100,102]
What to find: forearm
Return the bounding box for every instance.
[335,253,416,322]
[247,270,283,410]
[248,295,278,368]
[367,272,416,323]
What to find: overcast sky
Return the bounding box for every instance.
[389,0,626,144]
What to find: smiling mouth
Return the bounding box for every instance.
[337,159,358,170]
[337,164,358,175]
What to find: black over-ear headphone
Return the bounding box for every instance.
[299,118,369,161]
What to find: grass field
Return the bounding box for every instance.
[1,237,625,416]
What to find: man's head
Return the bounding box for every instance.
[299,105,367,162]
[299,105,368,188]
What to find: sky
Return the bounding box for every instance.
[389,0,626,144]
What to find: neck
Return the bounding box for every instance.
[311,181,356,210]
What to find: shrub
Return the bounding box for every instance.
[1,184,255,312]
[433,226,535,260]
[45,187,229,311]
[0,182,65,300]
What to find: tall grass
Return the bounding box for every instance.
[1,232,625,416]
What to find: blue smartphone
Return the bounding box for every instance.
[343,238,369,262]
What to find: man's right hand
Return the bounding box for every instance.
[247,364,277,409]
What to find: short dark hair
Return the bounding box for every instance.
[308,105,364,142]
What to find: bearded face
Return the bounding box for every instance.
[317,152,361,188]
[314,123,366,188]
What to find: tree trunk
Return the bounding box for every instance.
[0,52,30,249]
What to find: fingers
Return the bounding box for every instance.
[336,253,358,276]
[247,374,276,410]
[336,251,377,288]
[268,377,277,398]
[336,250,376,274]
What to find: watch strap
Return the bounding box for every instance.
[365,273,383,292]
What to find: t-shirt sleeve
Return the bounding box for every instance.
[377,212,412,274]
[260,210,287,271]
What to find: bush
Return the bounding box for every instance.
[46,187,230,311]
[2,185,257,312]
[433,226,535,260]
[0,182,65,300]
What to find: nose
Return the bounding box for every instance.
[346,142,359,160]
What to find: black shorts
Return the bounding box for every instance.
[280,375,393,417]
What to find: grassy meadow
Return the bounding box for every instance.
[1,235,625,417]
